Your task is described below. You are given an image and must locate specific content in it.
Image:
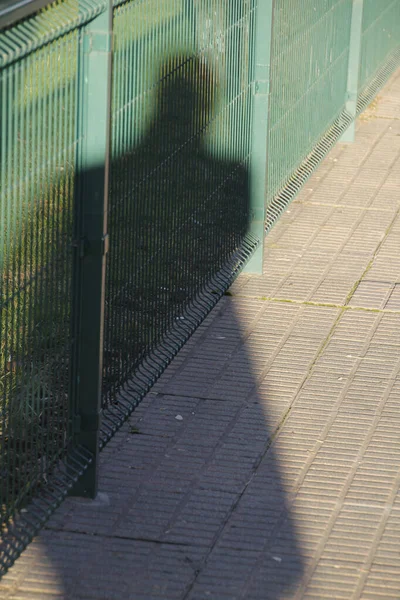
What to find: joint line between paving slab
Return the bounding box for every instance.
[231,285,391,596]
[103,304,281,578]
[293,200,399,213]
[294,348,400,599]
[168,300,341,598]
[343,204,400,306]
[181,402,295,600]
[47,528,202,548]
[286,305,399,594]
[360,113,400,122]
[366,115,400,121]
[225,294,400,314]
[355,467,400,599]
[263,175,400,312]
[263,118,398,305]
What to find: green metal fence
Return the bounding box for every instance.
[1,0,400,574]
[264,0,400,228]
[267,0,353,207]
[359,0,400,94]
[100,1,256,450]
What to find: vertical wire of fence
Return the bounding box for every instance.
[1,0,400,575]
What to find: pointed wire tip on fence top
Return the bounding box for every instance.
[0,0,104,66]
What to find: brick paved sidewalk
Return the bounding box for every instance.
[2,69,400,600]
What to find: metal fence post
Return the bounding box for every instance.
[243,0,274,274]
[70,0,112,498]
[340,0,364,143]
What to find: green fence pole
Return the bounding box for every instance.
[340,0,364,143]
[243,0,274,274]
[71,0,112,498]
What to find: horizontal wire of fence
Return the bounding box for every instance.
[1,0,400,576]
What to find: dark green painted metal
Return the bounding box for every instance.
[70,0,112,498]
[243,0,274,274]
[340,0,364,143]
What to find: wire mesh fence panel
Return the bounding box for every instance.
[264,0,400,230]
[102,0,257,436]
[0,0,97,571]
[266,0,353,208]
[359,0,400,94]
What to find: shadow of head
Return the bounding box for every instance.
[155,55,215,138]
[104,53,251,394]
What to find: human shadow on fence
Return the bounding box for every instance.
[1,56,305,598]
[102,56,251,408]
